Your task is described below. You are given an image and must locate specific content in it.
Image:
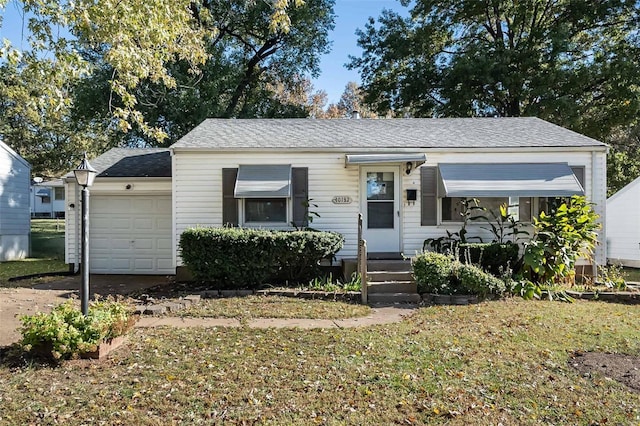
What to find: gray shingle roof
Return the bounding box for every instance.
[65,148,171,178]
[170,117,606,150]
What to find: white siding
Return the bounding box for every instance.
[0,142,30,260]
[65,178,172,267]
[606,177,640,267]
[173,148,606,267]
[173,151,359,266]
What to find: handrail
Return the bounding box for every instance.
[357,213,368,304]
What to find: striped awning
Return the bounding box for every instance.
[234,164,292,198]
[438,163,585,197]
[345,153,427,166]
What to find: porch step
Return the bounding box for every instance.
[368,281,417,294]
[367,259,412,272]
[368,252,404,260]
[367,271,413,282]
[368,292,422,304]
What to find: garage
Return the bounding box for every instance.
[89,195,172,274]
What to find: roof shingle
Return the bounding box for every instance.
[170,117,605,150]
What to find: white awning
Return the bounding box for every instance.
[35,188,51,197]
[234,164,292,198]
[345,153,427,166]
[438,163,585,197]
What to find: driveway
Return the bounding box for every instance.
[0,275,171,347]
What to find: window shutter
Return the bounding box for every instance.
[291,167,309,227]
[222,168,238,226]
[421,166,437,226]
[570,166,586,191]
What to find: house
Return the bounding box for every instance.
[606,176,640,268]
[30,178,66,218]
[0,140,31,261]
[64,118,607,275]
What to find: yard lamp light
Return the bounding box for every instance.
[74,152,97,316]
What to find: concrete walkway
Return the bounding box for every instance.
[135,305,418,330]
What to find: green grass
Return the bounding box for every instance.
[0,219,66,285]
[178,296,371,320]
[30,218,65,259]
[1,299,638,424]
[623,267,640,283]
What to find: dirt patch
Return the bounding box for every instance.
[570,351,640,393]
[0,275,172,347]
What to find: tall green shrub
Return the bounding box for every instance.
[523,196,600,284]
[412,252,455,294]
[179,227,344,288]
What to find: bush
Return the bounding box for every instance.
[412,252,455,294]
[20,299,134,360]
[458,242,520,276]
[179,227,344,288]
[453,263,506,297]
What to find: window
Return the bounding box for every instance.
[41,196,51,204]
[245,198,287,223]
[54,187,65,200]
[441,197,532,222]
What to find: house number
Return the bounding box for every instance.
[332,196,352,204]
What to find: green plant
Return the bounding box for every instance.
[19,299,134,360]
[453,263,506,297]
[291,198,321,231]
[598,264,627,290]
[510,279,543,300]
[341,272,362,292]
[179,227,344,288]
[523,196,600,284]
[307,274,341,292]
[412,252,455,294]
[458,242,520,276]
[423,198,484,253]
[474,203,529,244]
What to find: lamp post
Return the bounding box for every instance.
[74,153,97,316]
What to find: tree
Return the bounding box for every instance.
[70,0,335,146]
[606,122,640,196]
[0,0,305,140]
[349,1,640,140]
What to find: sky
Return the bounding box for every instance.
[0,0,406,105]
[312,0,405,104]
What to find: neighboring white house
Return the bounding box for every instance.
[65,118,608,275]
[0,140,31,261]
[606,176,640,268]
[30,178,66,218]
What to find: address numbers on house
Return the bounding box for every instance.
[332,196,353,204]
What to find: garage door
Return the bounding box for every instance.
[90,195,172,274]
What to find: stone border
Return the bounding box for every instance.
[565,290,640,304]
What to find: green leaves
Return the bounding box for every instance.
[523,196,600,284]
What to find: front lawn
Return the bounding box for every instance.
[1,299,638,424]
[177,295,371,320]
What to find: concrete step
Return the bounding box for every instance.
[368,281,417,294]
[367,271,413,282]
[367,259,412,272]
[367,292,422,304]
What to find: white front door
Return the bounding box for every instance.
[360,166,400,253]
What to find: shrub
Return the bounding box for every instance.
[523,196,600,284]
[179,227,344,288]
[458,242,520,276]
[20,299,134,360]
[412,252,455,294]
[453,263,506,297]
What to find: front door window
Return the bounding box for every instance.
[366,172,395,229]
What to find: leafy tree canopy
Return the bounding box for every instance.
[0,0,332,175]
[349,0,640,141]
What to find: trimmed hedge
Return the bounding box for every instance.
[412,252,455,294]
[458,242,519,276]
[179,227,344,289]
[413,252,506,297]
